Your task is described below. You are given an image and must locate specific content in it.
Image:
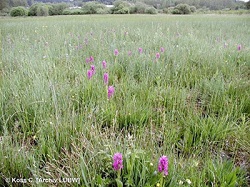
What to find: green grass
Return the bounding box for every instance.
[0,14,250,186]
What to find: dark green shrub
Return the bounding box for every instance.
[171,8,180,14]
[145,6,157,14]
[46,4,54,15]
[37,5,49,16]
[246,1,250,9]
[49,3,68,15]
[117,6,130,14]
[134,2,147,13]
[28,3,41,16]
[190,6,196,13]
[96,8,110,14]
[81,2,107,14]
[62,8,84,15]
[129,2,157,14]
[28,3,52,16]
[10,6,28,17]
[129,5,137,14]
[167,7,175,13]
[163,8,169,14]
[173,3,191,14]
[82,2,98,14]
[111,0,131,14]
[62,9,71,15]
[56,3,69,15]
[0,8,10,16]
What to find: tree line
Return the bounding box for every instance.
[1,0,249,11]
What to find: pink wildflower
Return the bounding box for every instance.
[114,49,119,56]
[160,47,165,53]
[158,156,168,176]
[103,72,109,85]
[91,65,95,74]
[87,69,93,79]
[108,86,115,99]
[238,44,241,51]
[102,60,107,69]
[113,153,123,171]
[89,56,94,62]
[138,47,143,54]
[156,52,160,59]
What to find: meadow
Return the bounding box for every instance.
[0,14,250,186]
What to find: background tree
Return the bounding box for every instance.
[0,0,9,10]
[9,0,28,7]
[246,1,250,9]
[36,4,49,15]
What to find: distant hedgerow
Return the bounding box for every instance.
[62,8,84,15]
[28,3,50,16]
[28,3,68,16]
[130,2,157,14]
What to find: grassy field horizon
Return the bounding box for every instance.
[0,14,249,186]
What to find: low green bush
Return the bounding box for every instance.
[129,2,157,14]
[37,5,49,16]
[111,0,131,14]
[62,8,84,15]
[145,6,157,14]
[246,1,250,9]
[190,6,196,13]
[0,8,10,16]
[10,6,28,17]
[82,2,107,14]
[167,6,175,14]
[28,3,50,16]
[173,4,192,14]
[129,5,137,14]
[28,3,68,16]
[96,8,110,14]
[134,2,148,13]
[171,8,180,14]
[49,3,69,15]
[163,8,169,14]
[28,3,39,16]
